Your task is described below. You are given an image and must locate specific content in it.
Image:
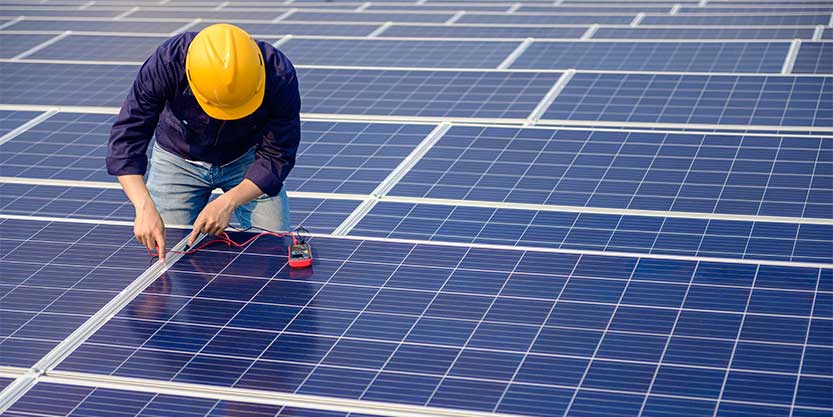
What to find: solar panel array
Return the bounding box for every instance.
[0,1,830,417]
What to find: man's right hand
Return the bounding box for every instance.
[135,203,166,261]
[117,174,166,262]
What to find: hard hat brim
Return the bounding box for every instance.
[192,75,265,120]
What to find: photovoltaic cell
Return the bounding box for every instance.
[1,19,189,33]
[190,21,379,36]
[0,113,431,196]
[0,183,362,234]
[642,13,832,25]
[458,13,636,25]
[290,11,455,22]
[792,42,833,75]
[0,34,56,58]
[0,218,188,367]
[0,62,136,106]
[680,6,833,13]
[280,38,519,69]
[54,235,832,416]
[5,382,381,417]
[130,9,291,20]
[511,41,789,72]
[28,34,170,62]
[351,202,833,263]
[379,25,588,39]
[0,9,126,17]
[593,27,817,40]
[0,110,43,137]
[518,5,673,13]
[367,4,511,11]
[824,29,833,40]
[388,126,833,218]
[542,73,833,128]
[299,68,561,119]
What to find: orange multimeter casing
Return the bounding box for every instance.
[288,243,313,268]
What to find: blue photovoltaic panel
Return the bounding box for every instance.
[190,21,379,36]
[1,19,188,33]
[289,121,434,194]
[0,110,42,137]
[642,13,832,25]
[367,4,511,11]
[29,34,170,62]
[680,6,833,13]
[55,236,832,416]
[458,13,636,24]
[351,202,833,263]
[0,9,125,17]
[825,29,833,40]
[0,34,55,58]
[593,27,817,40]
[542,73,833,128]
[519,6,672,13]
[290,11,455,22]
[0,183,362,234]
[299,69,561,119]
[792,42,833,75]
[511,41,789,72]
[0,218,188,367]
[5,382,382,417]
[0,113,430,196]
[0,62,136,106]
[130,9,292,20]
[379,25,588,39]
[280,39,519,68]
[389,126,833,218]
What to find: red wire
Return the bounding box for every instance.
[146,230,298,258]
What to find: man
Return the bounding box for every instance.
[106,24,300,261]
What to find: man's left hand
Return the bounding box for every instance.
[189,196,235,246]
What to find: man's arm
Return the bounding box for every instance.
[119,175,166,261]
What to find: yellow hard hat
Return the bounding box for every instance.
[185,24,265,120]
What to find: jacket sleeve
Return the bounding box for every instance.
[106,40,178,177]
[243,69,301,196]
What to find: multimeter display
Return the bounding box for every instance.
[288,243,313,268]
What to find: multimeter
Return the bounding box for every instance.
[288,243,313,268]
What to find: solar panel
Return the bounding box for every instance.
[642,13,832,25]
[511,41,789,72]
[0,34,56,58]
[299,68,562,119]
[0,19,189,33]
[0,9,126,17]
[53,235,832,415]
[130,9,292,20]
[190,21,379,36]
[0,183,362,234]
[367,4,512,12]
[824,29,833,40]
[680,6,833,13]
[5,382,381,417]
[350,202,833,263]
[458,13,636,25]
[541,73,833,128]
[593,27,817,40]
[0,62,136,106]
[388,126,833,218]
[518,5,673,13]
[0,218,188,367]
[0,110,43,137]
[379,25,588,39]
[290,11,454,23]
[792,42,833,75]
[28,34,168,62]
[279,39,520,68]
[0,112,433,195]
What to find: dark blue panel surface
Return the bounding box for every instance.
[5,382,380,417]
[0,110,42,137]
[290,11,454,22]
[29,34,175,62]
[543,73,833,128]
[511,41,789,72]
[3,19,187,33]
[519,5,672,13]
[681,6,833,13]
[0,9,125,17]
[642,13,831,25]
[131,9,292,20]
[458,13,636,24]
[300,69,561,119]
[0,183,361,234]
[389,126,833,218]
[793,42,833,75]
[191,21,379,36]
[54,236,831,415]
[0,62,136,106]
[380,25,588,39]
[351,202,833,262]
[593,27,817,40]
[0,218,188,367]
[280,39,520,68]
[0,34,56,58]
[368,4,511,11]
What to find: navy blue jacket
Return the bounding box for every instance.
[106,32,300,196]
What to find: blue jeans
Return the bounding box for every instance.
[147,143,290,232]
